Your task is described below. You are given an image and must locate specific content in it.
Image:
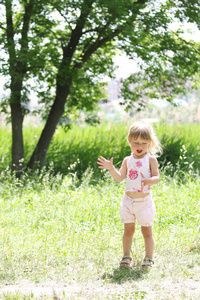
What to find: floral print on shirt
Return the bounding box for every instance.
[128,168,138,180]
[135,160,143,168]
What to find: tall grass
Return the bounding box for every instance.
[0,126,11,168]
[1,122,200,179]
[45,123,131,178]
[42,122,200,178]
[155,122,200,176]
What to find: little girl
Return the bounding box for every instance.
[97,121,162,269]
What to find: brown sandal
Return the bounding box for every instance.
[120,255,132,268]
[142,257,154,269]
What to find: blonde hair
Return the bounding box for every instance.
[127,121,162,156]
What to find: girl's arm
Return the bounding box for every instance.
[141,156,160,186]
[97,156,128,182]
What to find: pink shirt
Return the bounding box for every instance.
[125,153,151,193]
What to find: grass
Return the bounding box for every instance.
[0,166,200,299]
[45,122,200,178]
[1,122,200,178]
[0,122,200,298]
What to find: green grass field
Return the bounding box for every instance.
[0,122,200,299]
[0,168,200,299]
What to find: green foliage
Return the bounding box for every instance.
[0,126,12,168]
[1,0,200,172]
[45,123,130,179]
[1,122,200,179]
[47,122,200,179]
[156,122,200,177]
[1,0,200,113]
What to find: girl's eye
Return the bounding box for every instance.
[133,142,147,146]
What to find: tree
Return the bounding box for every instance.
[0,0,200,175]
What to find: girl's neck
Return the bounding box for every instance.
[132,152,148,159]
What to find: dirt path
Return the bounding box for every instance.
[1,278,200,299]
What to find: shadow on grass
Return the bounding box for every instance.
[102,266,148,284]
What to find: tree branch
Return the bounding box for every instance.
[0,23,6,31]
[5,0,16,70]
[63,0,95,60]
[74,2,147,70]
[82,20,112,54]
[21,0,35,43]
[55,7,73,32]
[173,30,200,55]
[74,27,122,71]
[82,27,100,34]
[18,0,35,73]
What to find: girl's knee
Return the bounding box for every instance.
[124,223,135,236]
[141,226,153,237]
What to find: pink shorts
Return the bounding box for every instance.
[119,193,156,227]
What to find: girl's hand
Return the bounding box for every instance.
[97,156,114,170]
[140,172,148,189]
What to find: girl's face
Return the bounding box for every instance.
[130,137,149,158]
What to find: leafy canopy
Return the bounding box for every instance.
[0,0,200,118]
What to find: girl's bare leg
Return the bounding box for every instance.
[141,225,154,259]
[123,223,135,256]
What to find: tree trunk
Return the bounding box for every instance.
[5,0,34,176]
[27,80,72,169]
[10,100,25,176]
